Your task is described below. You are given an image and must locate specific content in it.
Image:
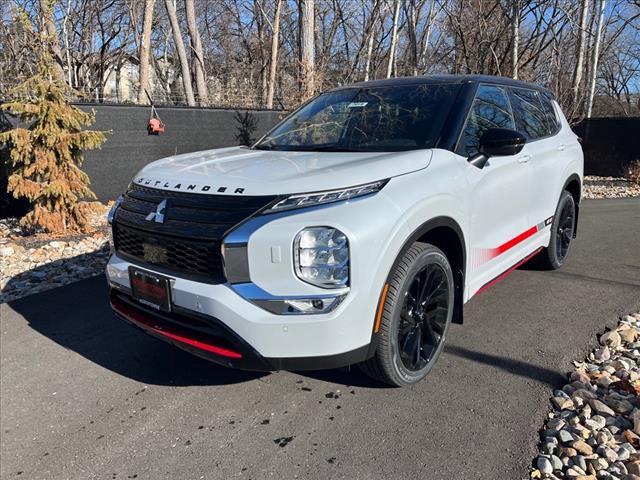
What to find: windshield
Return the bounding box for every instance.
[254,83,460,152]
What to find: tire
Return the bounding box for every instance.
[360,242,455,387]
[538,190,576,270]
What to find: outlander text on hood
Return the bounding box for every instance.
[107,75,583,387]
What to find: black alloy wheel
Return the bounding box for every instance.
[397,263,450,372]
[555,198,575,263]
[538,190,576,270]
[359,242,454,387]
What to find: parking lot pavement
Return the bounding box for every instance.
[1,198,639,480]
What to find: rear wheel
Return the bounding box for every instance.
[538,190,576,270]
[360,242,454,387]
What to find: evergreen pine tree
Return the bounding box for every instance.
[0,30,107,233]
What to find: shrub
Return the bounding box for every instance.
[625,160,640,186]
[0,44,107,233]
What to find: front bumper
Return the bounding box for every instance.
[106,253,380,369]
[109,287,370,371]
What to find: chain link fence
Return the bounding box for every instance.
[1,82,292,111]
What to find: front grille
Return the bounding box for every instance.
[113,183,278,282]
[115,225,219,275]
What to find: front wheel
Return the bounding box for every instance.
[538,190,576,270]
[359,242,454,387]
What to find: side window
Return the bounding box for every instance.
[456,85,515,157]
[510,88,549,140]
[539,91,560,134]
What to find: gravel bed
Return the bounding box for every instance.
[531,312,640,480]
[0,203,112,303]
[584,177,640,199]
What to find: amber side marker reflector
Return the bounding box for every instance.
[374,283,390,333]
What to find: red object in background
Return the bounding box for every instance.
[145,91,165,135]
[147,117,165,134]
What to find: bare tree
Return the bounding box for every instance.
[511,0,520,79]
[137,0,155,104]
[586,0,606,118]
[40,0,65,81]
[2,0,637,116]
[386,0,401,78]
[266,0,282,109]
[185,0,208,105]
[571,0,590,114]
[164,0,195,106]
[299,0,315,100]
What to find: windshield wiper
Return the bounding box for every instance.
[253,143,278,151]
[289,145,362,152]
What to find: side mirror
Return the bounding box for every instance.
[468,128,527,169]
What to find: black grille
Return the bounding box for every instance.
[113,183,278,282]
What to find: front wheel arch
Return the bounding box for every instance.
[373,216,466,336]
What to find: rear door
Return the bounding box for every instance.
[509,88,568,227]
[457,84,533,297]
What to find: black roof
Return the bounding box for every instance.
[335,74,551,94]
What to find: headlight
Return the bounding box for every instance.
[294,227,349,288]
[107,195,123,225]
[265,180,387,213]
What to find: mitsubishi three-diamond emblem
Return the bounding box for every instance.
[146,199,168,223]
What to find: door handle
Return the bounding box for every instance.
[517,154,531,164]
[557,144,566,152]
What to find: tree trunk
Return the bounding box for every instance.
[417,0,436,74]
[164,0,196,106]
[586,0,605,118]
[62,0,73,85]
[40,0,66,82]
[364,19,376,82]
[406,0,419,76]
[138,0,155,104]
[511,0,520,79]
[299,0,315,101]
[266,0,282,109]
[386,0,401,78]
[571,0,590,113]
[185,0,208,105]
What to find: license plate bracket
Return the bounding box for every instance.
[129,267,172,312]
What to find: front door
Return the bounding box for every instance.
[456,84,534,297]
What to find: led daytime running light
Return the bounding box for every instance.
[267,180,387,213]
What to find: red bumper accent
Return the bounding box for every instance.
[110,296,242,359]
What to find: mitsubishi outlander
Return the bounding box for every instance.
[107,75,583,386]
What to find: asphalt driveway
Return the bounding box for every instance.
[1,198,639,480]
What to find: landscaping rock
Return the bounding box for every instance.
[583,176,640,199]
[531,313,640,479]
[0,204,111,303]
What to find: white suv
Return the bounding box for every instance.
[106,75,583,386]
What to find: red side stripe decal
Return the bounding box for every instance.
[494,225,538,256]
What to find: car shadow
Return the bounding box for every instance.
[4,263,266,387]
[4,252,566,390]
[3,254,386,388]
[444,344,567,387]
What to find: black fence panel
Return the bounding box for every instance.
[1,105,285,215]
[573,117,640,177]
[79,104,284,201]
[2,107,638,218]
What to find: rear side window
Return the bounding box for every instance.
[510,88,549,140]
[456,85,515,156]
[539,91,560,134]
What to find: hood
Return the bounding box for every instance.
[133,146,432,196]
